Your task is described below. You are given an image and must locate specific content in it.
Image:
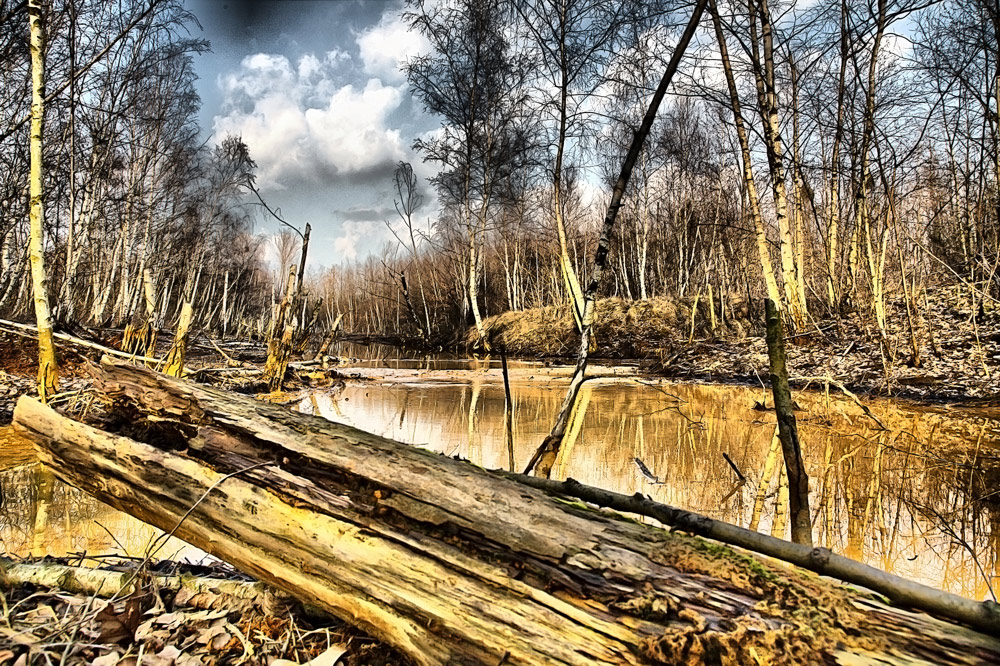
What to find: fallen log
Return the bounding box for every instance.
[337,332,427,348]
[504,474,1000,635]
[12,359,1000,665]
[0,558,280,610]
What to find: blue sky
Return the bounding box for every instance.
[184,0,438,266]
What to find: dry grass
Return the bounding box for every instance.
[477,296,757,357]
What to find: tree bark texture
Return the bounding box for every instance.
[163,300,193,377]
[27,0,59,401]
[263,266,297,391]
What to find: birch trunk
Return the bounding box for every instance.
[553,35,586,329]
[27,0,59,401]
[826,0,848,309]
[856,0,888,336]
[162,300,193,377]
[747,0,807,327]
[708,0,781,306]
[764,298,811,546]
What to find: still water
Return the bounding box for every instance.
[2,361,998,602]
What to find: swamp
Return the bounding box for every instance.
[3,0,1000,662]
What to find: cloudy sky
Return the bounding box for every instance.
[184,0,436,267]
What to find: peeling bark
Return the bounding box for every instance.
[27,0,58,402]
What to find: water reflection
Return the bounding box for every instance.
[3,369,998,602]
[304,376,1000,601]
[0,426,204,562]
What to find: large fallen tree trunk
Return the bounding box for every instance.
[12,359,1000,665]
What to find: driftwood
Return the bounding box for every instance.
[12,359,1000,665]
[209,337,242,367]
[313,313,344,360]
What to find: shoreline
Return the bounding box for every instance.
[339,360,1000,423]
[4,339,1000,426]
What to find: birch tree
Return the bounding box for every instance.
[708,0,781,307]
[510,0,637,325]
[407,0,533,348]
[746,0,808,328]
[27,0,58,401]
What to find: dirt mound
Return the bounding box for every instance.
[477,296,757,357]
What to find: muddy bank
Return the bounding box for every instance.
[0,329,278,424]
[3,281,1000,424]
[476,288,1000,403]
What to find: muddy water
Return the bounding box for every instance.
[0,427,205,563]
[304,367,1000,601]
[3,363,999,602]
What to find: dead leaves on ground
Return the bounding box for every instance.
[0,580,349,666]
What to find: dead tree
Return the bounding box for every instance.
[162,300,192,377]
[764,298,811,545]
[263,266,296,391]
[525,0,709,477]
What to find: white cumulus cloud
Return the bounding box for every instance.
[333,220,389,262]
[212,51,407,191]
[356,12,430,83]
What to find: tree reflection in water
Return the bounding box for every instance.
[2,372,997,601]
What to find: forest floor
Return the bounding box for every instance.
[0,557,407,666]
[479,284,1000,404]
[0,332,270,425]
[2,296,1000,664]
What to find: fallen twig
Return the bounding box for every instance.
[0,558,276,604]
[792,374,888,430]
[633,457,665,485]
[209,338,242,367]
[722,452,746,483]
